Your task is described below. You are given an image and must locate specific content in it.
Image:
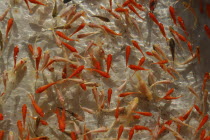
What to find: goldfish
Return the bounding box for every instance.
[92,15,110,22]
[70,132,77,140]
[106,54,112,73]
[152,60,168,65]
[136,73,153,100]
[54,108,66,132]
[169,6,176,25]
[128,65,149,71]
[128,127,134,140]
[29,116,48,126]
[169,27,187,42]
[13,46,19,68]
[131,40,145,56]
[115,7,129,13]
[153,44,169,61]
[158,23,167,39]
[5,18,14,38]
[179,106,193,122]
[22,104,27,127]
[36,82,57,93]
[35,47,42,72]
[17,120,24,139]
[89,54,101,70]
[200,129,206,140]
[28,0,46,6]
[188,86,199,99]
[85,126,108,135]
[204,136,210,140]
[62,65,67,79]
[134,125,152,134]
[194,105,203,115]
[80,106,95,114]
[128,0,145,11]
[0,7,10,21]
[77,32,98,38]
[100,6,121,19]
[146,51,153,56]
[160,95,183,100]
[56,31,77,41]
[0,113,3,120]
[118,92,139,97]
[133,111,153,116]
[177,16,188,36]
[204,24,210,38]
[52,0,57,18]
[150,80,173,88]
[117,125,124,140]
[138,57,145,66]
[69,22,86,37]
[61,42,78,52]
[0,30,3,51]
[107,88,112,108]
[68,65,84,78]
[86,68,110,78]
[187,41,193,56]
[115,99,121,119]
[148,12,159,25]
[196,46,200,64]
[194,115,209,135]
[202,73,209,91]
[158,120,173,136]
[28,94,44,117]
[66,11,86,26]
[57,107,84,121]
[100,25,122,36]
[168,38,175,62]
[108,0,112,10]
[128,4,144,20]
[28,44,34,55]
[122,0,130,7]
[0,130,4,140]
[126,46,131,66]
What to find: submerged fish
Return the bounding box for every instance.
[0,30,3,51]
[52,0,58,18]
[168,38,175,62]
[92,15,110,22]
[63,0,71,4]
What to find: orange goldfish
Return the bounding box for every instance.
[68,65,84,78]
[61,42,78,52]
[28,0,46,6]
[169,6,176,25]
[131,40,145,56]
[195,115,208,135]
[22,104,27,127]
[28,94,44,117]
[36,82,57,93]
[106,54,112,73]
[126,46,131,66]
[100,25,122,36]
[117,125,124,140]
[107,88,112,107]
[13,46,19,68]
[5,18,14,38]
